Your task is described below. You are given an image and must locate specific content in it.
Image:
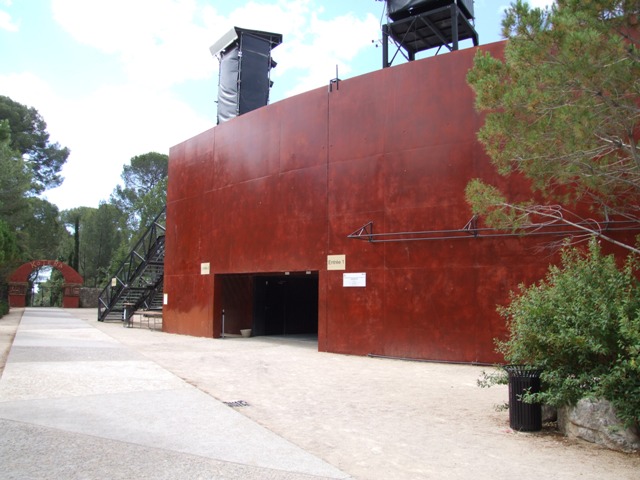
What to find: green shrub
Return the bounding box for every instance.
[0,300,8,318]
[497,238,640,427]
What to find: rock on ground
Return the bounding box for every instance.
[559,398,640,453]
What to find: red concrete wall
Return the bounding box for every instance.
[165,41,574,362]
[8,260,83,308]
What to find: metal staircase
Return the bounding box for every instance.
[98,207,166,323]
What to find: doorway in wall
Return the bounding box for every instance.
[218,272,318,340]
[253,273,318,338]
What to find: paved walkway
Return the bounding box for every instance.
[1,308,639,479]
[0,308,345,479]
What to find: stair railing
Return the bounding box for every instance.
[98,206,166,321]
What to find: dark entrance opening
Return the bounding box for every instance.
[253,273,318,337]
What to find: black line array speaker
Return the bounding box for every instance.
[210,27,282,124]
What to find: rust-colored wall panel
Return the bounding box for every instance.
[164,273,213,337]
[382,144,478,217]
[381,265,492,362]
[329,155,385,216]
[167,142,184,201]
[279,89,329,172]
[165,40,619,363]
[165,196,209,276]
[324,269,385,355]
[213,105,281,189]
[327,212,386,271]
[327,73,389,163]
[383,48,482,154]
[168,129,215,202]
[207,176,327,274]
[277,166,328,220]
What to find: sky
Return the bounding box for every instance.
[0,0,554,212]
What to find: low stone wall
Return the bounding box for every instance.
[79,288,101,308]
[558,398,640,453]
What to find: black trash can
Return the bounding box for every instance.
[504,365,542,431]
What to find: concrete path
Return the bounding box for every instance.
[1,307,639,479]
[0,308,347,479]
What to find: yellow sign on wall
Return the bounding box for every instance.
[327,254,346,270]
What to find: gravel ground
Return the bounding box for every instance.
[1,307,639,479]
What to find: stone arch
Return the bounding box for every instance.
[8,260,84,308]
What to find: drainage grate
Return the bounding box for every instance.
[223,400,250,408]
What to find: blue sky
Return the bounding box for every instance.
[0,0,553,211]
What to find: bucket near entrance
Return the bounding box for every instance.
[240,329,252,338]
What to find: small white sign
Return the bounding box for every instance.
[343,272,366,287]
[327,254,346,271]
[163,293,168,305]
[111,278,117,287]
[201,262,210,275]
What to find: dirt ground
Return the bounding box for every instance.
[3,307,640,479]
[0,308,20,378]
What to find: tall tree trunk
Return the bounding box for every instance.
[72,216,80,271]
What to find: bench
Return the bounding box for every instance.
[140,310,162,330]
[124,310,163,330]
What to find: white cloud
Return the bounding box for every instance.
[42,82,212,210]
[281,11,379,96]
[52,0,216,89]
[50,0,380,98]
[0,9,18,32]
[0,71,211,210]
[2,0,388,210]
[0,72,62,138]
[201,0,380,98]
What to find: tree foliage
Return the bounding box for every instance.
[497,238,640,427]
[59,207,89,273]
[466,0,640,252]
[56,152,167,291]
[60,205,126,287]
[0,119,31,230]
[110,152,168,232]
[0,119,29,289]
[19,198,67,260]
[0,98,69,300]
[0,95,69,193]
[119,152,168,195]
[136,177,168,231]
[0,96,169,303]
[0,94,168,298]
[0,219,19,266]
[80,204,126,287]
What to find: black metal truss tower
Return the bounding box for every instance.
[381,0,479,68]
